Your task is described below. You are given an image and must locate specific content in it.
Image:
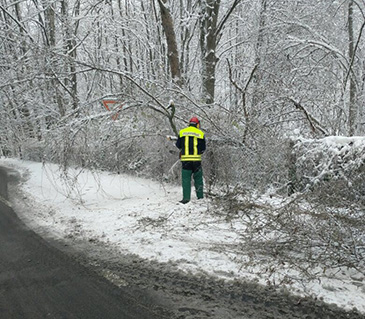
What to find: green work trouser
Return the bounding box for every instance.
[181,161,204,201]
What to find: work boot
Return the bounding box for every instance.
[179,199,190,204]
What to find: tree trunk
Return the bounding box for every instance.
[14,1,34,138]
[200,0,220,105]
[199,0,241,105]
[288,139,297,195]
[156,0,182,86]
[61,0,79,113]
[252,0,267,108]
[348,0,357,136]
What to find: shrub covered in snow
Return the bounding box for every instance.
[292,136,365,205]
[210,136,365,282]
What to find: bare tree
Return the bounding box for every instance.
[198,0,242,105]
[61,0,80,113]
[156,0,182,86]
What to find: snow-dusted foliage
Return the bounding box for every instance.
[293,136,365,205]
[235,190,365,281]
[211,137,365,281]
[33,107,180,182]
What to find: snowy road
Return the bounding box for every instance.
[1,163,364,318]
[0,167,172,319]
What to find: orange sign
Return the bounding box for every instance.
[102,100,124,120]
[102,100,117,111]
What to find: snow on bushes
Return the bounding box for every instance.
[292,136,365,205]
[215,136,365,283]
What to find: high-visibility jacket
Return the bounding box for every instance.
[176,125,206,161]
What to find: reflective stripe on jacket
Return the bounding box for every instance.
[176,126,206,161]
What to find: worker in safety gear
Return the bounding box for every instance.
[175,117,206,204]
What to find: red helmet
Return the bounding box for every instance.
[189,117,200,126]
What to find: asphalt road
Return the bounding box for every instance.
[0,167,171,319]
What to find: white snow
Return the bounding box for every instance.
[1,158,364,314]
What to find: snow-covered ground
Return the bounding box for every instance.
[1,158,364,314]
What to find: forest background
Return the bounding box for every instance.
[1,0,365,296]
